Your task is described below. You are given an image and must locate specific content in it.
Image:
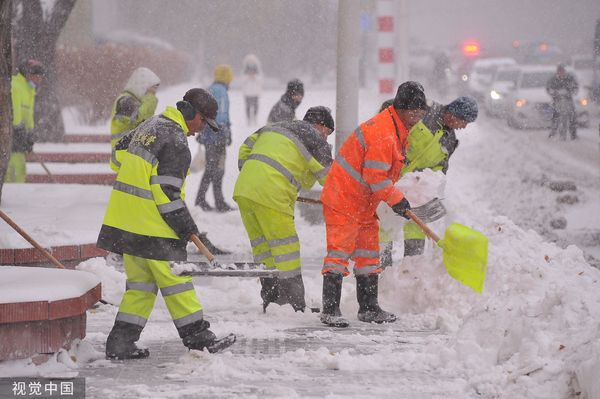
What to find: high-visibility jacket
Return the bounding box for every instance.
[110,91,159,172]
[234,120,332,216]
[321,106,409,220]
[11,73,36,152]
[403,102,459,175]
[97,106,198,261]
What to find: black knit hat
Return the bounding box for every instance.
[446,96,478,123]
[393,81,427,110]
[286,79,304,96]
[18,59,45,76]
[303,106,334,131]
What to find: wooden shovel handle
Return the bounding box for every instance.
[190,233,215,262]
[297,196,322,205]
[406,210,441,243]
[0,209,65,269]
[32,153,55,182]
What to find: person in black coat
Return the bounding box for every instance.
[267,79,304,124]
[546,64,579,139]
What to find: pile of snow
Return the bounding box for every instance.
[0,340,104,378]
[76,258,125,306]
[379,213,600,397]
[0,266,100,303]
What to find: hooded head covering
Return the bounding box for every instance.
[286,79,304,97]
[124,67,160,99]
[214,64,234,85]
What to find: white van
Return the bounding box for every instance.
[467,57,517,100]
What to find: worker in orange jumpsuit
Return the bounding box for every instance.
[319,81,428,327]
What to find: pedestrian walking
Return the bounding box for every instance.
[195,64,235,212]
[267,79,304,124]
[241,54,263,126]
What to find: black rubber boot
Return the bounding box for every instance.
[380,242,393,268]
[356,274,396,324]
[178,319,217,350]
[278,275,306,312]
[106,321,149,360]
[260,277,281,312]
[197,232,231,255]
[403,239,425,257]
[320,273,349,327]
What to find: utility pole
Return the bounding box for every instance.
[335,0,360,154]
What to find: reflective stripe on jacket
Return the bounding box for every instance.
[234,120,332,216]
[321,105,408,219]
[97,106,198,261]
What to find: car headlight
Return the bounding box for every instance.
[490,90,502,100]
[515,99,527,108]
[579,98,589,106]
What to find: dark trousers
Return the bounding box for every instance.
[245,96,259,123]
[195,143,226,206]
[550,100,577,139]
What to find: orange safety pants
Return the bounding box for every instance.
[321,205,383,277]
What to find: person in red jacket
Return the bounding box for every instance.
[319,81,428,327]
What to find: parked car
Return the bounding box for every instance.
[506,65,590,129]
[484,66,521,118]
[570,55,599,91]
[467,57,517,100]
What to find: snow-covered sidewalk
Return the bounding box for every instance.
[1,86,599,398]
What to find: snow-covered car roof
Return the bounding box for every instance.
[472,57,517,68]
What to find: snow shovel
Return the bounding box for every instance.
[32,153,56,183]
[405,210,488,293]
[190,233,221,268]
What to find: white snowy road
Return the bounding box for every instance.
[454,113,600,265]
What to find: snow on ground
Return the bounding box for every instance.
[0,266,99,303]
[1,84,599,398]
[27,162,112,174]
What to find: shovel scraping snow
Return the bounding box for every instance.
[406,210,488,293]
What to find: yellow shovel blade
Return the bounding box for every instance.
[437,223,488,293]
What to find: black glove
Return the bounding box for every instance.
[24,134,35,153]
[182,227,200,242]
[391,198,411,219]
